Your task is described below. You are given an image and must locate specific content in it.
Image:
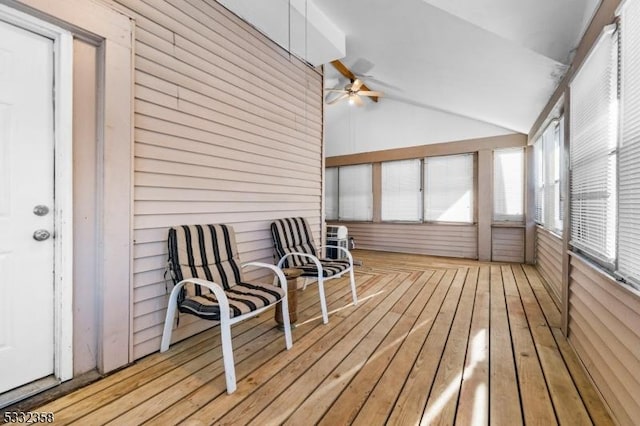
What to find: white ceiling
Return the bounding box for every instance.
[316,0,600,134]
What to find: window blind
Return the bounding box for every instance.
[493,147,524,222]
[618,0,640,285]
[381,159,422,221]
[569,27,618,264]
[557,115,565,232]
[325,167,338,220]
[543,121,561,233]
[534,138,544,224]
[338,164,373,221]
[424,154,474,223]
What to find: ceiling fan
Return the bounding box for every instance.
[325,60,383,107]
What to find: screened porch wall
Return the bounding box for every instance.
[535,226,563,305]
[110,0,324,359]
[326,134,527,261]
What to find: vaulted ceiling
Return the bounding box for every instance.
[317,0,600,134]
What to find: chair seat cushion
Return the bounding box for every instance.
[296,259,351,278]
[178,281,285,321]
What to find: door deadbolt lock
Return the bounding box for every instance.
[33,229,51,241]
[33,205,49,216]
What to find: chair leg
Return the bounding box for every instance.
[279,296,293,349]
[317,276,329,324]
[219,318,237,394]
[349,267,358,306]
[160,286,181,352]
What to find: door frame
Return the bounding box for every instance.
[0,4,73,382]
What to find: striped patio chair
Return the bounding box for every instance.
[160,224,292,394]
[271,217,357,324]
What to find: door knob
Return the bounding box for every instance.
[33,229,51,241]
[33,205,50,216]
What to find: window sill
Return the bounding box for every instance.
[491,222,525,228]
[535,224,563,240]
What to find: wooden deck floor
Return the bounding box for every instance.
[34,251,613,425]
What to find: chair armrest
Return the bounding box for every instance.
[161,278,234,352]
[276,252,324,279]
[241,261,288,292]
[172,278,231,321]
[317,245,354,265]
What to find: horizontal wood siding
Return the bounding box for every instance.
[492,227,525,263]
[113,0,323,359]
[329,222,478,259]
[568,254,640,426]
[535,226,563,304]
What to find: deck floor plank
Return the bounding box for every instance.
[512,265,593,425]
[489,265,523,425]
[284,270,436,425]
[420,267,479,425]
[502,265,557,425]
[317,270,445,426]
[351,269,457,425]
[454,265,490,426]
[387,268,469,425]
[27,250,614,426]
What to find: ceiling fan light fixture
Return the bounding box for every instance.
[348,95,355,105]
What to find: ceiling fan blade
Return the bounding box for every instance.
[351,58,376,76]
[351,79,364,92]
[357,90,384,97]
[352,95,364,107]
[330,60,379,103]
[326,93,349,105]
[324,89,348,93]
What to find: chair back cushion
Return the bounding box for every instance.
[271,217,317,268]
[168,224,244,298]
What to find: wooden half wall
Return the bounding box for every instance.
[568,254,640,426]
[109,0,324,359]
[326,134,526,261]
[535,226,563,305]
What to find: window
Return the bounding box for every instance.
[569,26,618,265]
[424,154,474,222]
[618,0,640,285]
[556,116,566,232]
[381,159,422,221]
[534,138,544,224]
[338,164,373,221]
[493,147,524,222]
[325,167,338,220]
[534,117,564,234]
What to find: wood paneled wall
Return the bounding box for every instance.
[491,227,525,263]
[111,0,323,359]
[535,226,563,304]
[568,254,640,426]
[330,222,477,259]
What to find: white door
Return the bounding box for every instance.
[0,20,55,394]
